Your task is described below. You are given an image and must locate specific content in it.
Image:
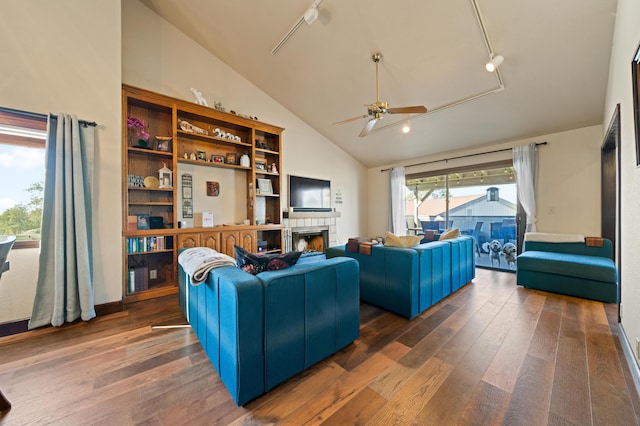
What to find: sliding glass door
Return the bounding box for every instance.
[406,163,518,271]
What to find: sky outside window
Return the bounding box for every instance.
[0,144,45,215]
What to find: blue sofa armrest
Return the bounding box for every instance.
[440,236,476,290]
[337,244,420,318]
[414,241,452,305]
[257,257,360,390]
[178,263,265,406]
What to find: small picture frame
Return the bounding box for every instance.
[137,214,150,230]
[197,150,207,161]
[226,153,237,165]
[182,185,192,199]
[211,155,225,163]
[255,160,266,171]
[155,136,172,152]
[206,181,220,196]
[257,178,273,195]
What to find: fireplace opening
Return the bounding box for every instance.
[291,227,329,253]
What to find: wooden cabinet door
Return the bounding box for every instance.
[240,230,257,254]
[201,231,221,251]
[220,231,240,258]
[177,233,200,249]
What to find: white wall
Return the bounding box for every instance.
[0,0,122,323]
[604,0,640,362]
[367,125,603,238]
[122,0,367,245]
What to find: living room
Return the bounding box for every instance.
[1,0,639,423]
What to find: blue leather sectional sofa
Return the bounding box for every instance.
[178,256,360,406]
[517,239,618,303]
[326,235,475,319]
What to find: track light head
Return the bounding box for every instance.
[485,55,504,72]
[303,6,319,24]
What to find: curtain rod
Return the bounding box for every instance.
[0,107,97,127]
[380,141,548,172]
[49,113,97,127]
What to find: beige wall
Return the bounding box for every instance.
[604,0,640,363]
[122,0,367,244]
[0,0,122,324]
[0,0,366,324]
[367,125,603,238]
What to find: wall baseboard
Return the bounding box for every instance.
[0,300,124,338]
[619,323,640,398]
[0,320,29,338]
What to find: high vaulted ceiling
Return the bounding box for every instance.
[137,0,617,168]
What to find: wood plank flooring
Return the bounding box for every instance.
[0,268,638,425]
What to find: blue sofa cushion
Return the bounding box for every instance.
[517,250,616,283]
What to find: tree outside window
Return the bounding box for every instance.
[0,108,47,248]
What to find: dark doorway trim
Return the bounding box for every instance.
[601,103,621,321]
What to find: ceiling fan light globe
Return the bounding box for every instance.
[402,124,411,133]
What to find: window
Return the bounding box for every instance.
[406,161,519,271]
[0,109,47,249]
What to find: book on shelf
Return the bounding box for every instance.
[127,236,173,253]
[128,265,149,293]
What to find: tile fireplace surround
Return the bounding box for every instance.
[283,211,340,253]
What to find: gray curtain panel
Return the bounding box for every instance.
[29,113,96,329]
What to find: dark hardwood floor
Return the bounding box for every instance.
[1,268,638,425]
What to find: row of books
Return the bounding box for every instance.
[128,265,148,294]
[127,236,173,253]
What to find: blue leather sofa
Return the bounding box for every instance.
[178,256,360,406]
[517,239,618,303]
[326,236,475,318]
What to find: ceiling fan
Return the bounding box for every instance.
[334,52,428,137]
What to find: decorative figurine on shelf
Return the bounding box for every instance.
[158,163,173,188]
[183,152,188,159]
[190,152,197,160]
[271,163,278,173]
[214,101,226,112]
[240,152,250,167]
[190,87,208,106]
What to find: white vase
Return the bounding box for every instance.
[240,154,250,167]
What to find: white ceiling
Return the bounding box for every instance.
[138,0,617,168]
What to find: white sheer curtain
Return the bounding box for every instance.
[29,113,96,329]
[389,166,407,235]
[512,143,538,232]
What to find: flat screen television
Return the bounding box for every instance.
[288,175,332,212]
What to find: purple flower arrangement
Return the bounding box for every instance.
[127,116,150,144]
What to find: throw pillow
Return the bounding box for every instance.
[439,228,460,240]
[384,232,423,248]
[234,245,302,275]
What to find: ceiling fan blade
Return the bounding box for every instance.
[359,118,378,137]
[387,105,428,114]
[333,114,369,125]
